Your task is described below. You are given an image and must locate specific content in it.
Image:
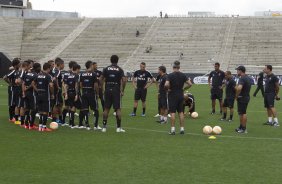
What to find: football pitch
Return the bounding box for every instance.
[0,80,281,184]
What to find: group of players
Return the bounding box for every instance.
[4,56,196,134]
[4,55,280,134]
[4,55,127,132]
[208,63,280,133]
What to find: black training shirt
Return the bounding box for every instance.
[166,71,188,94]
[80,71,97,94]
[264,73,279,94]
[102,64,125,89]
[225,78,236,99]
[209,70,225,88]
[158,74,167,94]
[133,70,153,89]
[34,72,52,93]
[237,75,251,99]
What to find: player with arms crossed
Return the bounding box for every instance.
[263,65,280,127]
[165,61,192,135]
[235,66,251,133]
[221,71,236,122]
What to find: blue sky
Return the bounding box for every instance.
[30,0,282,17]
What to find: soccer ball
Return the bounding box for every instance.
[50,122,59,130]
[212,126,222,135]
[203,125,213,135]
[191,112,198,119]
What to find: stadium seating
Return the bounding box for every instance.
[1,16,282,74]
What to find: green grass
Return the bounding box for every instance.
[0,80,282,184]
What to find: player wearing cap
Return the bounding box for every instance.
[208,62,225,114]
[263,65,280,127]
[221,71,236,122]
[165,61,192,135]
[100,55,127,133]
[235,66,251,133]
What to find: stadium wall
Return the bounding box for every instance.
[0,7,78,18]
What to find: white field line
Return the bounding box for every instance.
[114,126,282,142]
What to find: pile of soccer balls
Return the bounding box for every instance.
[202,125,222,135]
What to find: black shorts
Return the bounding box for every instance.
[8,86,12,106]
[210,88,223,100]
[24,91,36,110]
[104,88,121,110]
[264,93,275,108]
[81,93,98,110]
[55,90,64,106]
[98,88,104,99]
[223,98,235,108]
[37,93,51,113]
[134,88,147,102]
[168,93,184,113]
[237,97,249,115]
[65,92,78,108]
[17,96,25,108]
[9,87,20,107]
[158,93,167,109]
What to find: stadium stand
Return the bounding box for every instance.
[1,16,282,74]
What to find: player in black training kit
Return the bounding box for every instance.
[235,66,251,133]
[61,61,77,126]
[65,64,81,129]
[263,65,280,127]
[17,61,32,127]
[220,71,236,122]
[156,66,168,124]
[183,92,195,116]
[21,62,37,130]
[165,61,192,135]
[50,58,65,124]
[253,72,264,97]
[93,62,105,111]
[80,61,100,130]
[130,62,153,117]
[4,58,21,123]
[22,62,40,129]
[208,62,225,114]
[32,63,54,132]
[100,55,127,133]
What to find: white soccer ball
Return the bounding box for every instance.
[212,126,222,135]
[191,112,198,119]
[203,125,213,135]
[50,122,59,130]
[113,112,117,116]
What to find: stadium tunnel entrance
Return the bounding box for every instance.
[0,52,11,78]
